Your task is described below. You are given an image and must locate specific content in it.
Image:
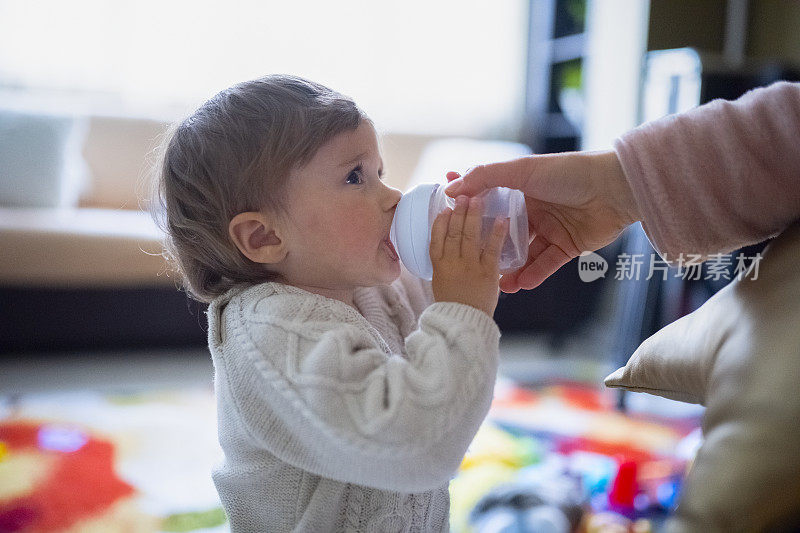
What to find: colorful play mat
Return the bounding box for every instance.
[0,378,702,532]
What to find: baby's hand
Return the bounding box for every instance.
[430,195,507,317]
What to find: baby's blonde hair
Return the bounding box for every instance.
[151,74,367,303]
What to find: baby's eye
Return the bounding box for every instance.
[346,168,363,185]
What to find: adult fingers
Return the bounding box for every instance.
[528,234,550,260]
[444,196,468,257]
[499,272,521,293]
[461,196,482,261]
[498,235,569,292]
[516,243,572,290]
[429,208,451,262]
[444,157,531,199]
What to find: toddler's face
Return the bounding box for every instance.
[277,121,402,298]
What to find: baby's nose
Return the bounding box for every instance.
[385,186,402,211]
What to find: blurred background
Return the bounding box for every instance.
[1,1,798,532]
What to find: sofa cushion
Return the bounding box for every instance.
[605,222,800,531]
[0,207,172,288]
[0,109,89,208]
[81,116,168,209]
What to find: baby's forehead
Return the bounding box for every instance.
[305,123,382,168]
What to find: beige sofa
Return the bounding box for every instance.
[0,115,440,289]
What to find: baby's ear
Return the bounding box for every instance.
[228,211,286,264]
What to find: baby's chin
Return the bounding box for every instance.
[385,262,402,283]
[368,265,402,287]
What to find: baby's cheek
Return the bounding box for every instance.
[341,224,373,251]
[309,206,376,254]
[337,218,376,253]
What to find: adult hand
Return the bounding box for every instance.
[444,150,641,293]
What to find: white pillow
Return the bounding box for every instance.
[605,222,800,531]
[603,289,739,405]
[0,109,89,207]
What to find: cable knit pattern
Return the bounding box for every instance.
[614,81,800,262]
[208,267,500,532]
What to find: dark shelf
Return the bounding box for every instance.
[525,0,585,153]
[545,113,579,138]
[553,0,586,38]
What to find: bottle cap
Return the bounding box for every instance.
[389,183,442,280]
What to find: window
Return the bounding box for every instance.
[0,0,527,136]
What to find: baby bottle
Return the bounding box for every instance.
[389,183,528,280]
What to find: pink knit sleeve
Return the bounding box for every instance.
[614,81,800,261]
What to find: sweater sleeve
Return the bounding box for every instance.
[215,290,500,493]
[614,81,800,261]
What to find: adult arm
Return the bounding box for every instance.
[615,81,800,261]
[447,81,800,290]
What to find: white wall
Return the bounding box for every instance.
[581,0,650,150]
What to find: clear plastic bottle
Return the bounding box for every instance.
[390,183,528,280]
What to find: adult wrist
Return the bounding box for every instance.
[601,149,641,227]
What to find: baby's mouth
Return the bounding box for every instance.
[383,236,399,261]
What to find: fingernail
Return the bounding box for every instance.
[444,180,462,196]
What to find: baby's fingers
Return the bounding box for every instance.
[444,196,468,258]
[481,217,509,266]
[430,207,451,262]
[461,196,482,261]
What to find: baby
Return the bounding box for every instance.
[153,74,507,532]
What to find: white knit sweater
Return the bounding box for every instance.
[207,268,501,532]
